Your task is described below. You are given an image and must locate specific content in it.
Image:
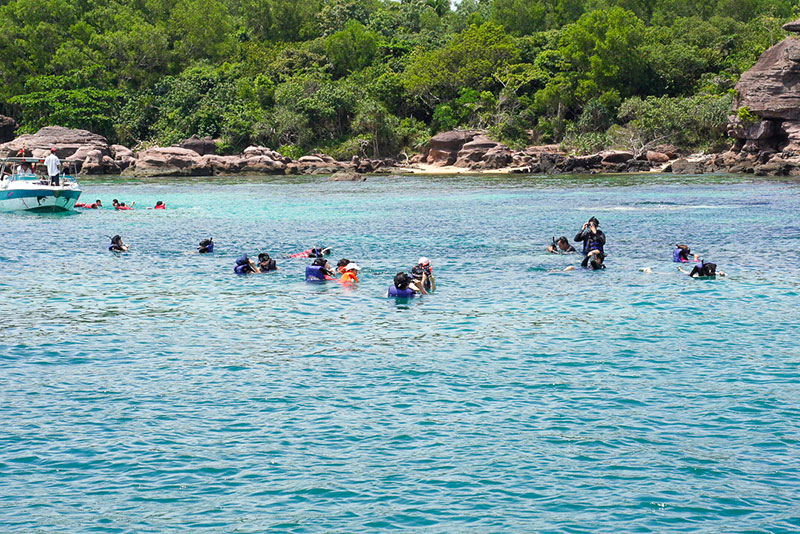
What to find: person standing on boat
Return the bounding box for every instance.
[44,147,60,186]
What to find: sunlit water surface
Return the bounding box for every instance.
[1,173,799,533]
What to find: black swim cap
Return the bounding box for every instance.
[337,258,350,268]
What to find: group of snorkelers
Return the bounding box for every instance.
[75,199,165,210]
[547,217,607,271]
[108,235,436,297]
[547,217,725,278]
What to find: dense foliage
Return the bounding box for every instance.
[0,0,795,155]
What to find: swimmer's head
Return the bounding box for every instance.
[394,272,411,290]
[321,247,331,256]
[258,253,270,262]
[337,258,350,268]
[95,199,102,206]
[588,217,599,227]
[111,235,122,245]
[556,236,570,250]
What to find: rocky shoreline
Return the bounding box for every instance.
[0,125,742,179]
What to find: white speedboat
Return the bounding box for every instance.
[0,157,81,212]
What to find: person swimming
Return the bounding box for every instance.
[547,236,576,254]
[340,262,360,284]
[113,199,134,210]
[679,260,726,278]
[565,250,605,271]
[389,271,428,297]
[234,254,259,274]
[154,201,165,209]
[336,258,350,274]
[582,250,606,270]
[109,235,129,252]
[258,253,278,272]
[290,246,332,258]
[198,238,214,253]
[75,199,102,209]
[673,244,699,263]
[411,257,435,292]
[305,257,335,281]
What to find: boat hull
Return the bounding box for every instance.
[0,187,81,212]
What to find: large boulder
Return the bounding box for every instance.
[671,158,703,175]
[600,150,634,164]
[0,115,17,143]
[179,135,217,155]
[124,146,212,177]
[0,126,108,158]
[239,156,286,174]
[80,150,109,175]
[426,130,480,165]
[735,37,800,120]
[727,119,777,140]
[203,155,245,175]
[243,145,287,162]
[454,135,510,167]
[646,150,671,163]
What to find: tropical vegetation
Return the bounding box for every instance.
[0,0,795,156]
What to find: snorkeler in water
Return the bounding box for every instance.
[673,244,699,263]
[234,254,259,274]
[198,238,214,253]
[547,236,577,254]
[257,253,278,272]
[290,246,331,258]
[108,235,129,252]
[679,260,726,278]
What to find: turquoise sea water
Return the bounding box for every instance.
[1,173,799,533]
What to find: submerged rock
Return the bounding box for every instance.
[329,170,366,181]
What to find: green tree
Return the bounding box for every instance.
[9,68,121,138]
[325,21,381,78]
[404,22,520,107]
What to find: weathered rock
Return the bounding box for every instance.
[0,126,108,158]
[779,120,800,153]
[409,153,425,165]
[79,150,107,174]
[329,169,366,181]
[111,145,133,160]
[653,145,680,159]
[68,144,111,166]
[243,145,285,162]
[735,37,800,120]
[426,130,480,165]
[124,146,212,177]
[646,151,670,163]
[179,135,217,155]
[563,154,602,172]
[482,146,513,169]
[539,152,566,173]
[238,156,286,174]
[671,158,703,174]
[0,115,17,143]
[727,119,777,140]
[427,148,457,166]
[600,150,634,164]
[297,155,325,164]
[782,18,800,33]
[754,156,800,176]
[202,155,244,174]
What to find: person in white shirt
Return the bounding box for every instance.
[44,147,60,185]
